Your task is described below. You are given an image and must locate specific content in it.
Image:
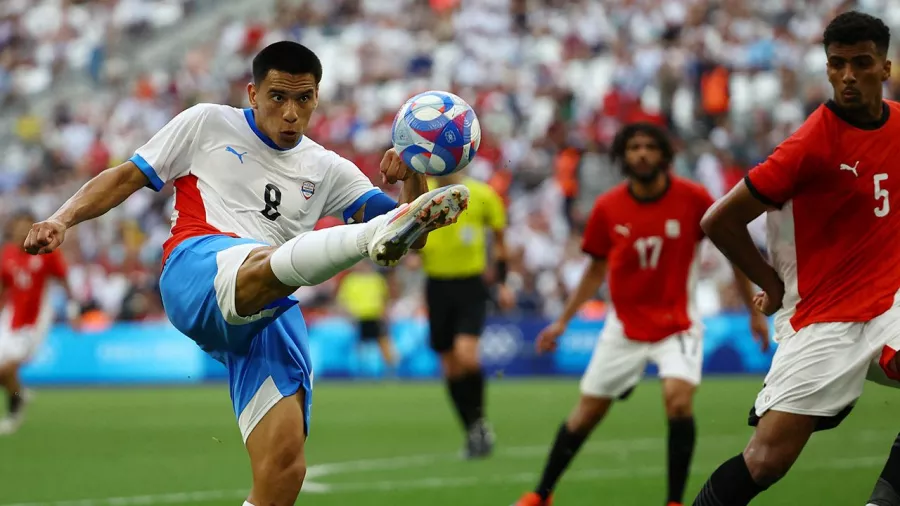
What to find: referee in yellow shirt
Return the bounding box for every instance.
[336,262,396,373]
[420,171,513,459]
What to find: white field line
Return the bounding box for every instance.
[0,433,890,506]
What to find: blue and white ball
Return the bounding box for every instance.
[391,90,481,176]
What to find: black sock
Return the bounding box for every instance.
[868,433,900,506]
[534,422,588,499]
[466,369,485,422]
[447,377,477,429]
[668,417,696,504]
[7,391,22,415]
[693,454,767,506]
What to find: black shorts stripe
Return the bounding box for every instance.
[743,175,782,209]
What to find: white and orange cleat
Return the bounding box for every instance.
[368,184,469,267]
[512,492,553,506]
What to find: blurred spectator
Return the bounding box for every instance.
[3,0,900,322]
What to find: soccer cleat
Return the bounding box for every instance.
[667,503,684,506]
[0,413,24,436]
[464,418,495,460]
[512,492,553,506]
[368,184,469,267]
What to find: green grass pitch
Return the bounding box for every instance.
[0,377,897,505]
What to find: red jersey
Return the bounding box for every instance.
[746,100,900,333]
[0,244,67,329]
[582,176,714,342]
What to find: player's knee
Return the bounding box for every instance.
[742,440,794,487]
[257,436,307,492]
[568,395,611,433]
[234,247,291,317]
[664,390,694,419]
[439,352,462,377]
[454,335,480,372]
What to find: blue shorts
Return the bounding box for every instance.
[159,235,313,443]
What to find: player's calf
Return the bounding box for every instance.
[663,379,697,506]
[693,411,816,506]
[867,433,900,506]
[245,393,308,506]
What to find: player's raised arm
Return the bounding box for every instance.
[24,161,150,255]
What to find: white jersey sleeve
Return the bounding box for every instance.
[322,155,382,223]
[129,104,213,191]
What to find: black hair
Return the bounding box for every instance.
[252,41,323,85]
[823,11,891,55]
[610,122,675,167]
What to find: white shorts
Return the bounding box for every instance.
[580,312,703,399]
[755,300,900,420]
[0,310,52,368]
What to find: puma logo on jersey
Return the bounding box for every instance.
[614,224,631,237]
[840,161,859,177]
[225,146,248,164]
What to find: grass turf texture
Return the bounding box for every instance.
[0,378,897,505]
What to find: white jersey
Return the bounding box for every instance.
[129,104,382,262]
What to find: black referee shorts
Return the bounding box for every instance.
[358,319,385,342]
[425,275,488,353]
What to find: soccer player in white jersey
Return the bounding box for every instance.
[23,41,469,506]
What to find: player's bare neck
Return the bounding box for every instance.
[628,172,670,203]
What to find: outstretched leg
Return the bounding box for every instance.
[235,185,468,318]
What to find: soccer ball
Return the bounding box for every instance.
[391,90,481,176]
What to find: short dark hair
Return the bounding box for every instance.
[823,11,891,55]
[610,122,675,167]
[252,41,323,85]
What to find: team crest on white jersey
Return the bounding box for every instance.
[301,181,316,200]
[665,219,681,239]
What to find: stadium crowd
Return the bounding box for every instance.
[2,0,900,324]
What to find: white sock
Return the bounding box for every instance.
[270,223,372,287]
[243,502,255,506]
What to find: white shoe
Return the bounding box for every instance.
[368,184,469,267]
[0,414,23,435]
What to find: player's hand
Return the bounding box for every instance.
[753,279,784,317]
[536,320,567,354]
[24,219,67,255]
[497,285,516,312]
[749,311,770,353]
[380,148,415,185]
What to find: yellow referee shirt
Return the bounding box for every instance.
[420,177,507,279]
[337,271,389,320]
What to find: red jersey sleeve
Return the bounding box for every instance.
[745,110,824,207]
[582,199,612,259]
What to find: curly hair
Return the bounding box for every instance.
[609,122,674,168]
[823,11,890,55]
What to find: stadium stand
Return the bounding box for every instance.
[2,0,900,322]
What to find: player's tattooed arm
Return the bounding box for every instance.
[25,161,149,255]
[701,181,783,315]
